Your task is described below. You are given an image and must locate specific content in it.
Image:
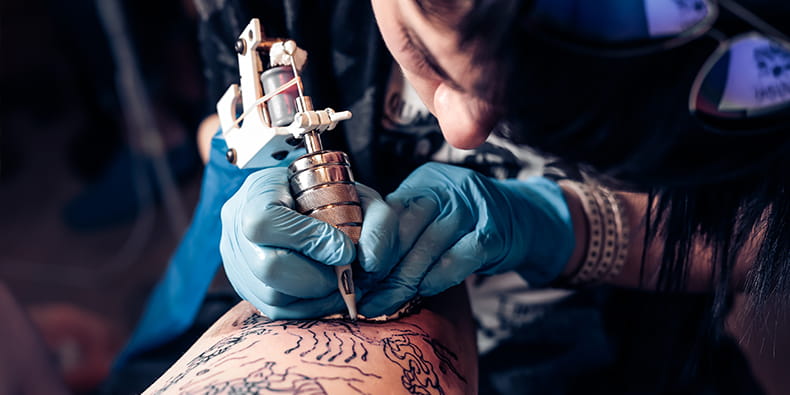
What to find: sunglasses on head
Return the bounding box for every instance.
[531,0,790,135]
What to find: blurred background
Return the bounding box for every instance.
[1,0,204,392]
[0,0,788,394]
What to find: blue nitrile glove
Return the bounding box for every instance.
[359,162,576,317]
[220,166,399,320]
[114,129,302,367]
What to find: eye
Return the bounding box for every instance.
[399,27,442,79]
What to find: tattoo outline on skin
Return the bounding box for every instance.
[151,313,466,395]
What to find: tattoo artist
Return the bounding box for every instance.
[106,1,789,394]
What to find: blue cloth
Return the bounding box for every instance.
[114,130,302,366]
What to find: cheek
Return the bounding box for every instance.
[399,68,440,114]
[371,0,411,71]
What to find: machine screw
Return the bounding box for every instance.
[234,39,246,55]
[271,150,288,160]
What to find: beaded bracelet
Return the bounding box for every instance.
[557,180,630,287]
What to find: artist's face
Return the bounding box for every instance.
[371,0,495,149]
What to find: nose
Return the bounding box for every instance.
[433,82,495,149]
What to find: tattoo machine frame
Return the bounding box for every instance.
[217,18,360,319]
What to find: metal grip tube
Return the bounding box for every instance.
[288,150,361,319]
[287,151,363,242]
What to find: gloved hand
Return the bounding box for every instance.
[359,162,576,317]
[220,166,399,320]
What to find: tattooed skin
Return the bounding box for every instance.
[146,301,473,395]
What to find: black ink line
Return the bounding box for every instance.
[284,332,303,354]
[299,320,320,329]
[300,330,319,357]
[383,335,445,395]
[212,355,248,368]
[429,339,467,383]
[327,332,344,362]
[240,356,269,367]
[346,336,358,363]
[213,340,258,365]
[180,370,224,391]
[360,340,369,362]
[348,382,372,395]
[316,331,333,360]
[152,371,186,395]
[241,313,268,328]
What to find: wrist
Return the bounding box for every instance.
[558,184,589,278]
[496,177,576,286]
[553,180,631,287]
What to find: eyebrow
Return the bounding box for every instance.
[401,24,467,93]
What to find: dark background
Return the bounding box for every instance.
[0,0,788,394]
[0,0,205,391]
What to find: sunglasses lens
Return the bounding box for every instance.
[645,0,713,38]
[691,33,790,122]
[534,0,714,49]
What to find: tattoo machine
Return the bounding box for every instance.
[216,18,360,320]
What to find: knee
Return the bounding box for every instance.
[197,114,220,164]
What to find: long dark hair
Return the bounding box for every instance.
[428,0,790,329]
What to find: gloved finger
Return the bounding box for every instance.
[240,167,293,210]
[359,211,474,317]
[397,203,473,267]
[358,197,473,317]
[259,292,348,320]
[391,194,474,287]
[244,245,338,298]
[237,281,301,307]
[358,281,418,317]
[223,253,298,308]
[220,237,297,307]
[418,231,491,296]
[221,220,338,299]
[385,193,441,259]
[356,183,399,277]
[239,171,356,267]
[222,245,340,311]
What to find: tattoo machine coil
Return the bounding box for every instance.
[217,18,359,319]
